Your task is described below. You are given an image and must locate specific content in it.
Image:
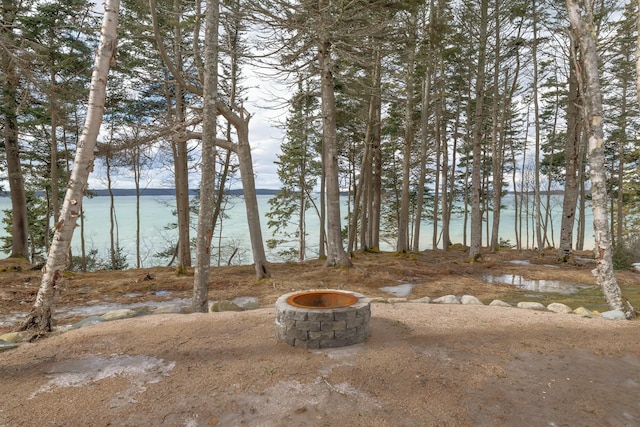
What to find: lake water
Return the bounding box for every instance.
[0,193,594,267]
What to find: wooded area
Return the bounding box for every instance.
[1,0,639,331]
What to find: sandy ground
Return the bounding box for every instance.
[1,302,639,427]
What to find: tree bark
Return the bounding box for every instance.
[1,0,29,260]
[559,38,581,261]
[566,0,636,319]
[318,5,351,267]
[237,121,271,278]
[193,0,219,313]
[19,0,120,334]
[532,0,544,253]
[397,12,417,254]
[173,0,192,271]
[469,0,488,261]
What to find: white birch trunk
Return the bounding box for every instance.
[637,0,640,103]
[566,0,636,319]
[19,0,120,333]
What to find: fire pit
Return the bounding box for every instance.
[275,290,371,349]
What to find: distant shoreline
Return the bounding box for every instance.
[2,189,574,197]
[1,188,282,197]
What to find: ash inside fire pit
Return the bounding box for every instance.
[275,290,370,349]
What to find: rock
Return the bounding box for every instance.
[460,295,483,305]
[601,309,626,320]
[153,304,187,314]
[387,297,408,303]
[517,302,546,311]
[432,295,460,304]
[101,308,138,321]
[0,331,31,343]
[631,263,640,273]
[547,303,573,314]
[489,300,512,307]
[410,296,432,304]
[71,316,107,329]
[209,300,242,312]
[573,307,595,318]
[241,301,261,310]
[0,339,18,352]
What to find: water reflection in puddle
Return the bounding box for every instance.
[1,294,263,328]
[508,260,559,268]
[56,298,191,318]
[379,283,418,297]
[483,274,592,294]
[0,298,191,328]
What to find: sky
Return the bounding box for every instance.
[84,2,289,191]
[87,69,289,191]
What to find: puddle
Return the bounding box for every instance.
[0,298,192,328]
[508,260,531,265]
[508,260,558,268]
[379,283,418,297]
[0,313,27,328]
[483,274,591,294]
[56,298,190,319]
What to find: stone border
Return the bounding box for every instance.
[371,294,627,320]
[1,291,628,352]
[275,290,371,349]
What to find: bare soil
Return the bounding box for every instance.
[1,249,639,426]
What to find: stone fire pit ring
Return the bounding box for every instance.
[275,289,371,349]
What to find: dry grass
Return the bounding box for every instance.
[1,248,639,333]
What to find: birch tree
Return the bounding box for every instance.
[566,0,636,319]
[19,0,120,334]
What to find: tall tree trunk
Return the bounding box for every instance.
[348,44,380,254]
[1,0,29,260]
[469,0,488,261]
[193,0,219,313]
[532,0,544,254]
[50,68,60,225]
[576,132,587,250]
[318,40,351,267]
[397,12,417,253]
[173,0,192,271]
[19,0,120,334]
[559,39,581,261]
[106,155,118,270]
[566,0,636,319]
[368,49,383,251]
[237,125,270,278]
[133,146,142,268]
[415,75,430,252]
[637,0,640,104]
[489,3,503,252]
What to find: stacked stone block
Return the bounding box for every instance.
[275,290,371,348]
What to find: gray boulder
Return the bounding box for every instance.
[517,302,546,311]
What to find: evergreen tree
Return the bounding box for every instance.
[267,79,322,261]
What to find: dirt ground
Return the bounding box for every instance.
[1,249,639,426]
